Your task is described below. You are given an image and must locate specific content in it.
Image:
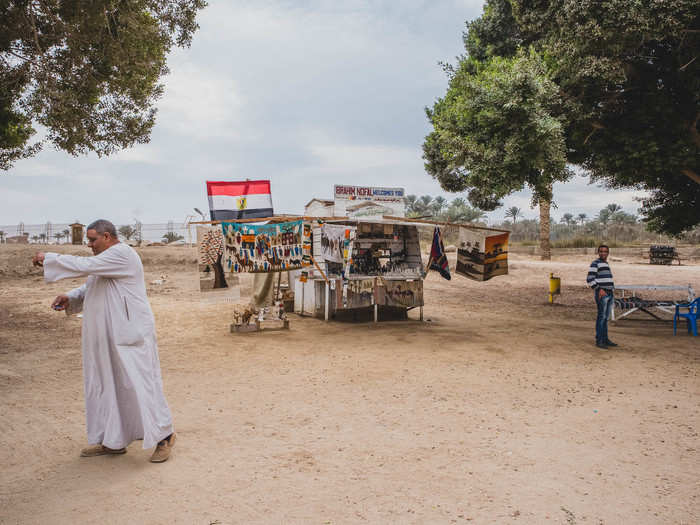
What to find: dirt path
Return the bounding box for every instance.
[1,245,698,524]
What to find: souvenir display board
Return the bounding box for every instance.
[348,223,423,279]
[456,228,509,281]
[343,278,376,309]
[197,226,229,291]
[222,220,312,273]
[300,276,424,317]
[378,279,424,308]
[319,224,350,263]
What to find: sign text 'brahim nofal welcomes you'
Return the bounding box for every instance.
[333,185,405,217]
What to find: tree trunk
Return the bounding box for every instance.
[213,254,228,289]
[538,194,552,260]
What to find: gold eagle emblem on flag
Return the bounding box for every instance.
[236,197,247,210]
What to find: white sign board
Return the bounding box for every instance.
[334,185,405,217]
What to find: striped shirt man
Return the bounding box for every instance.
[587,258,614,291]
[589,245,618,349]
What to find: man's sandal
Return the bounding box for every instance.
[150,433,177,463]
[80,444,127,457]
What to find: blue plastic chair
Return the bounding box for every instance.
[673,297,699,336]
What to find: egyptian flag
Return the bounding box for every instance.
[428,227,451,280]
[206,180,274,220]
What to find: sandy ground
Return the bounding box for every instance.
[1,244,698,525]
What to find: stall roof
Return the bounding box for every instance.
[191,215,510,233]
[325,215,510,233]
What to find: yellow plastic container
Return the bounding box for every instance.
[548,273,561,303]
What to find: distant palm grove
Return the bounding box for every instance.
[404,195,700,246]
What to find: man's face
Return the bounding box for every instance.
[87,229,113,255]
[598,247,609,261]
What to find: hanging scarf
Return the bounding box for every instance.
[429,227,451,280]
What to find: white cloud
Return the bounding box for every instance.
[309,143,419,172]
[0,1,649,226]
[156,60,244,141]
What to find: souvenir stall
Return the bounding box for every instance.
[194,214,510,326]
[295,218,425,322]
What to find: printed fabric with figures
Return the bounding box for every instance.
[222,220,312,273]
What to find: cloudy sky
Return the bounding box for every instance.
[0,0,645,227]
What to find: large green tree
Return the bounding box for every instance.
[0,0,206,170]
[424,51,571,258]
[426,0,699,237]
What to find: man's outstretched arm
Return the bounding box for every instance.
[34,248,132,283]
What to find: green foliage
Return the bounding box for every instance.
[504,206,522,223]
[449,0,700,234]
[424,51,572,210]
[404,194,486,223]
[118,224,137,240]
[498,202,682,245]
[560,213,574,225]
[551,237,598,249]
[162,231,183,244]
[463,0,522,63]
[0,0,207,170]
[444,199,487,223]
[550,238,623,249]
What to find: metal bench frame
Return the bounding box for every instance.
[610,284,696,321]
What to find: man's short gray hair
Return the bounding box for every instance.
[87,219,118,238]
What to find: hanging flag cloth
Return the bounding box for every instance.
[427,227,451,280]
[206,180,273,221]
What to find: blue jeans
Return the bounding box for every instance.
[595,290,613,343]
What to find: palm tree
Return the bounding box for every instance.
[446,204,486,223]
[430,196,448,217]
[560,213,575,225]
[38,233,47,243]
[54,232,63,244]
[612,211,637,225]
[608,211,637,243]
[31,235,40,243]
[504,206,522,224]
[606,203,623,214]
[404,195,418,216]
[0,230,5,243]
[415,195,433,216]
[596,208,614,238]
[577,213,587,226]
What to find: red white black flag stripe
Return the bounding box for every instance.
[206,180,274,220]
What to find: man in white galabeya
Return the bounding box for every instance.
[32,219,176,462]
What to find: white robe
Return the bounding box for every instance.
[43,243,173,449]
